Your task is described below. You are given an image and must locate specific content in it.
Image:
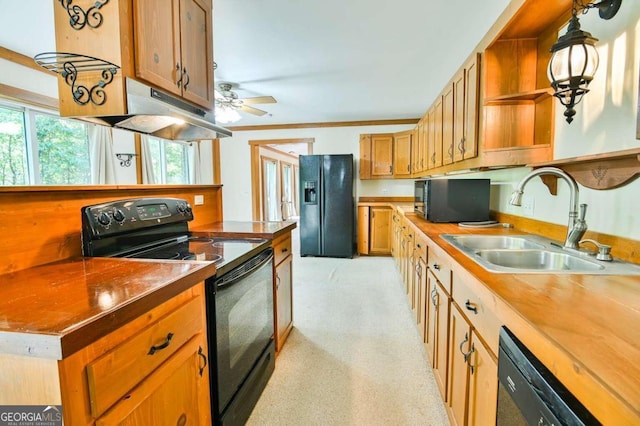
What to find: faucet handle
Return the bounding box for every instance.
[579,238,613,261]
[579,203,588,221]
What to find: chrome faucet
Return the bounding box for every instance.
[509,167,587,249]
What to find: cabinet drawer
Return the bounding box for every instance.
[87,296,203,417]
[414,233,428,262]
[452,274,501,355]
[273,234,292,266]
[427,241,451,293]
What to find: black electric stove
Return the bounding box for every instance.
[80,197,269,274]
[81,197,277,425]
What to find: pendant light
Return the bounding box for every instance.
[547,0,622,123]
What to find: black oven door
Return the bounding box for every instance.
[208,248,275,416]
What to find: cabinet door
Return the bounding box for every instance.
[433,280,449,400]
[371,135,394,177]
[424,269,437,365]
[393,131,412,176]
[412,124,421,174]
[448,304,471,426]
[420,115,429,173]
[134,0,182,97]
[357,206,370,255]
[462,54,480,161]
[442,84,455,166]
[370,207,392,254]
[453,69,466,163]
[96,336,210,426]
[359,134,372,179]
[467,330,498,426]
[428,99,443,169]
[416,257,427,338]
[179,0,214,109]
[275,255,293,351]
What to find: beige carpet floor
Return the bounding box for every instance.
[246,228,450,426]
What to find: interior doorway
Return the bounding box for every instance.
[249,138,314,222]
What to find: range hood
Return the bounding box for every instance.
[82,78,232,140]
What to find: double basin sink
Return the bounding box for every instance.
[441,234,640,275]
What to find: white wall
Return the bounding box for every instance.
[219,124,415,221]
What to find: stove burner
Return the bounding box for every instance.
[147,252,181,260]
[189,237,214,243]
[182,253,223,263]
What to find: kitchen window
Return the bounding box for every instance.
[143,136,194,184]
[0,102,90,186]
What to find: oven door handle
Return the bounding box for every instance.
[215,250,274,289]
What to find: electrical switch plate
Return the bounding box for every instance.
[194,195,204,205]
[522,195,535,216]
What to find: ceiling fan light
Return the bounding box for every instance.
[215,105,241,124]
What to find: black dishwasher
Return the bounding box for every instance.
[497,327,600,426]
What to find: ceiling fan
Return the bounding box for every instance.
[214,82,277,123]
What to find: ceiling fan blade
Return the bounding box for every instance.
[240,105,268,116]
[241,96,277,105]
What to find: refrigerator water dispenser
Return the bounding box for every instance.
[303,181,317,204]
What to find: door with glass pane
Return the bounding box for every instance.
[262,157,280,221]
[280,162,296,220]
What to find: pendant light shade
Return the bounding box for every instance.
[547,0,622,124]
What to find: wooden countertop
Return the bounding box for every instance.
[0,257,216,360]
[191,220,297,239]
[0,221,296,360]
[400,210,640,424]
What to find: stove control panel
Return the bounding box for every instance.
[81,197,194,238]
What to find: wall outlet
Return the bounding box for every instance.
[522,195,535,216]
[194,195,204,205]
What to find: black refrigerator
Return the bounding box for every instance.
[299,154,354,258]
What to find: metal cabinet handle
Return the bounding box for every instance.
[432,263,440,271]
[276,274,281,289]
[198,346,207,377]
[459,332,470,359]
[148,332,174,355]
[465,300,478,314]
[416,264,422,278]
[468,343,476,374]
[183,68,190,90]
[176,63,182,88]
[430,288,438,307]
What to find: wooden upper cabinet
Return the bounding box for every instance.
[178,0,214,108]
[134,0,183,98]
[371,134,394,177]
[359,134,372,179]
[134,0,214,110]
[454,54,480,163]
[442,84,455,166]
[428,98,443,170]
[393,130,412,177]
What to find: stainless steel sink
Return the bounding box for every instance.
[475,249,604,272]
[440,233,640,275]
[445,235,544,250]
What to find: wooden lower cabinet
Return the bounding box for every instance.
[273,232,293,351]
[0,283,211,425]
[96,336,208,425]
[467,329,498,425]
[432,279,450,400]
[448,305,498,426]
[393,230,498,425]
[358,206,392,255]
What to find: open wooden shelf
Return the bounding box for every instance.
[529,147,640,192]
[484,89,553,105]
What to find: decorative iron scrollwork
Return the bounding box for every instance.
[34,52,120,106]
[57,0,110,30]
[116,153,137,167]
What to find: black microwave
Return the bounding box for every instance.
[414,178,491,223]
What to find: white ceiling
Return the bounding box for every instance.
[1,0,511,127]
